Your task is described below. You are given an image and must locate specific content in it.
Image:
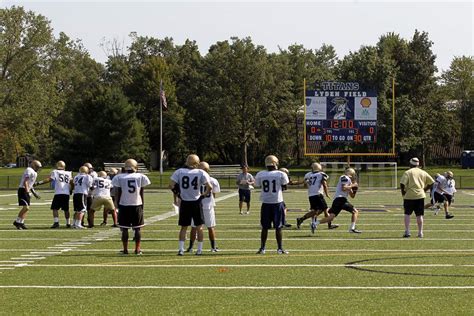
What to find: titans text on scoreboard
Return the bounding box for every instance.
[305,81,377,144]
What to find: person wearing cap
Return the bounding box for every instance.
[254,155,290,255]
[400,157,435,238]
[312,167,361,234]
[83,162,98,227]
[236,164,255,215]
[13,160,42,230]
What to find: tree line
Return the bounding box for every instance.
[1,6,473,169]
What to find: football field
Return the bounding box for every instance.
[0,188,473,315]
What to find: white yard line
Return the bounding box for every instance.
[0,285,472,290]
[18,264,474,268]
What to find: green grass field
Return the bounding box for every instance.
[0,187,473,315]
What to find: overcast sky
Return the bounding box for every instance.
[4,1,473,73]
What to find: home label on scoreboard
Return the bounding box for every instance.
[305,81,377,143]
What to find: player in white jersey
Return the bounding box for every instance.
[112,159,151,255]
[71,165,94,229]
[88,171,117,228]
[425,172,454,219]
[170,154,212,256]
[35,161,73,228]
[83,162,98,227]
[295,163,339,232]
[444,171,456,206]
[187,162,221,253]
[313,168,361,233]
[13,160,42,230]
[254,155,290,255]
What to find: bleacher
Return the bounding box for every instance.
[103,162,149,174]
[208,164,241,178]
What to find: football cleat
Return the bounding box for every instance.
[417,233,424,238]
[185,247,193,253]
[100,222,107,226]
[277,249,289,255]
[66,224,71,228]
[211,248,219,252]
[296,217,303,229]
[195,250,203,256]
[328,224,339,230]
[177,250,184,256]
[349,228,362,234]
[111,224,118,228]
[50,222,60,229]
[284,222,292,228]
[445,213,454,219]
[13,221,23,230]
[403,232,411,238]
[19,223,28,230]
[120,250,129,255]
[134,250,142,256]
[310,222,317,234]
[256,248,266,254]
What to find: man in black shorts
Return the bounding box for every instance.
[400,158,434,238]
[13,160,42,229]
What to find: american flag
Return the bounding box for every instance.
[160,81,168,111]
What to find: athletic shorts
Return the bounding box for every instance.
[17,188,30,206]
[192,207,216,228]
[260,202,285,230]
[309,194,328,212]
[51,194,70,211]
[238,189,251,203]
[91,196,115,212]
[445,194,453,205]
[433,192,446,204]
[118,205,144,229]
[73,193,87,213]
[404,198,425,216]
[179,200,204,227]
[329,197,355,217]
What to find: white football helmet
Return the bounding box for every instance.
[56,160,66,170]
[265,155,279,167]
[185,154,200,169]
[124,159,138,172]
[30,160,42,171]
[311,162,322,172]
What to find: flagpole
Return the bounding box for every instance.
[159,80,163,175]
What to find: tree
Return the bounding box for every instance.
[53,84,149,168]
[441,56,474,149]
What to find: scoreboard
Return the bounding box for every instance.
[305,81,377,145]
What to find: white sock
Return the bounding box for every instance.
[179,240,185,251]
[315,219,320,225]
[350,222,356,230]
[66,218,71,225]
[197,242,203,252]
[20,218,25,223]
[54,217,59,223]
[16,217,22,223]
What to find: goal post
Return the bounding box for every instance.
[320,161,398,189]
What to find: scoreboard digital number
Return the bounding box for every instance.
[305,81,378,144]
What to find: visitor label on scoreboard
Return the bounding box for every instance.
[305,81,377,143]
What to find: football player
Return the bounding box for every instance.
[35,161,73,228]
[424,172,454,219]
[13,160,42,230]
[90,171,117,228]
[83,162,98,227]
[187,162,221,253]
[444,171,456,208]
[111,159,151,255]
[296,163,339,232]
[104,168,119,226]
[71,165,93,229]
[312,167,361,234]
[254,155,290,255]
[170,154,212,256]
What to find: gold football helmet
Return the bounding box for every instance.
[265,155,279,167]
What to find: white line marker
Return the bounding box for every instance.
[11,257,46,260]
[0,285,472,290]
[23,264,474,268]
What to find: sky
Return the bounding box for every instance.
[3,1,473,73]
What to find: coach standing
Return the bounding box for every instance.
[400,157,434,238]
